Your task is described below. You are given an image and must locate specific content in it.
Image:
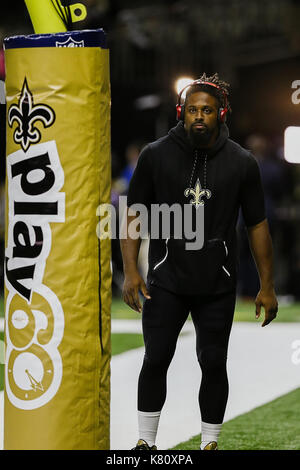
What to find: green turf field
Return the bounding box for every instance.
[172,387,300,450]
[111,332,144,355]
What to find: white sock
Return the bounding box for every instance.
[138,410,161,447]
[200,421,222,449]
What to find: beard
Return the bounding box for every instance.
[187,124,215,149]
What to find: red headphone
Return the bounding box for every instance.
[176,79,229,123]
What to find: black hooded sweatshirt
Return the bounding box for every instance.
[127,121,266,295]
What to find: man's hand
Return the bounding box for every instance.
[246,219,278,327]
[122,270,151,313]
[255,288,278,327]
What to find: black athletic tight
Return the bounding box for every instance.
[138,285,236,424]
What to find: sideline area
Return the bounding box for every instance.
[110,320,300,450]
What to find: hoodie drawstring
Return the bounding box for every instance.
[188,150,208,189]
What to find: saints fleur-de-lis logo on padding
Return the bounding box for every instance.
[8,78,55,151]
[184,178,212,208]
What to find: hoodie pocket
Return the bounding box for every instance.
[166,237,228,293]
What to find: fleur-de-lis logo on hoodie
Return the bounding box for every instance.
[8,78,55,151]
[184,178,211,208]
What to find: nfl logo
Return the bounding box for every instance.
[55,37,85,48]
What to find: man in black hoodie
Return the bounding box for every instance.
[120,73,278,450]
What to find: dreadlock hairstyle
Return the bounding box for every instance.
[185,72,232,114]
